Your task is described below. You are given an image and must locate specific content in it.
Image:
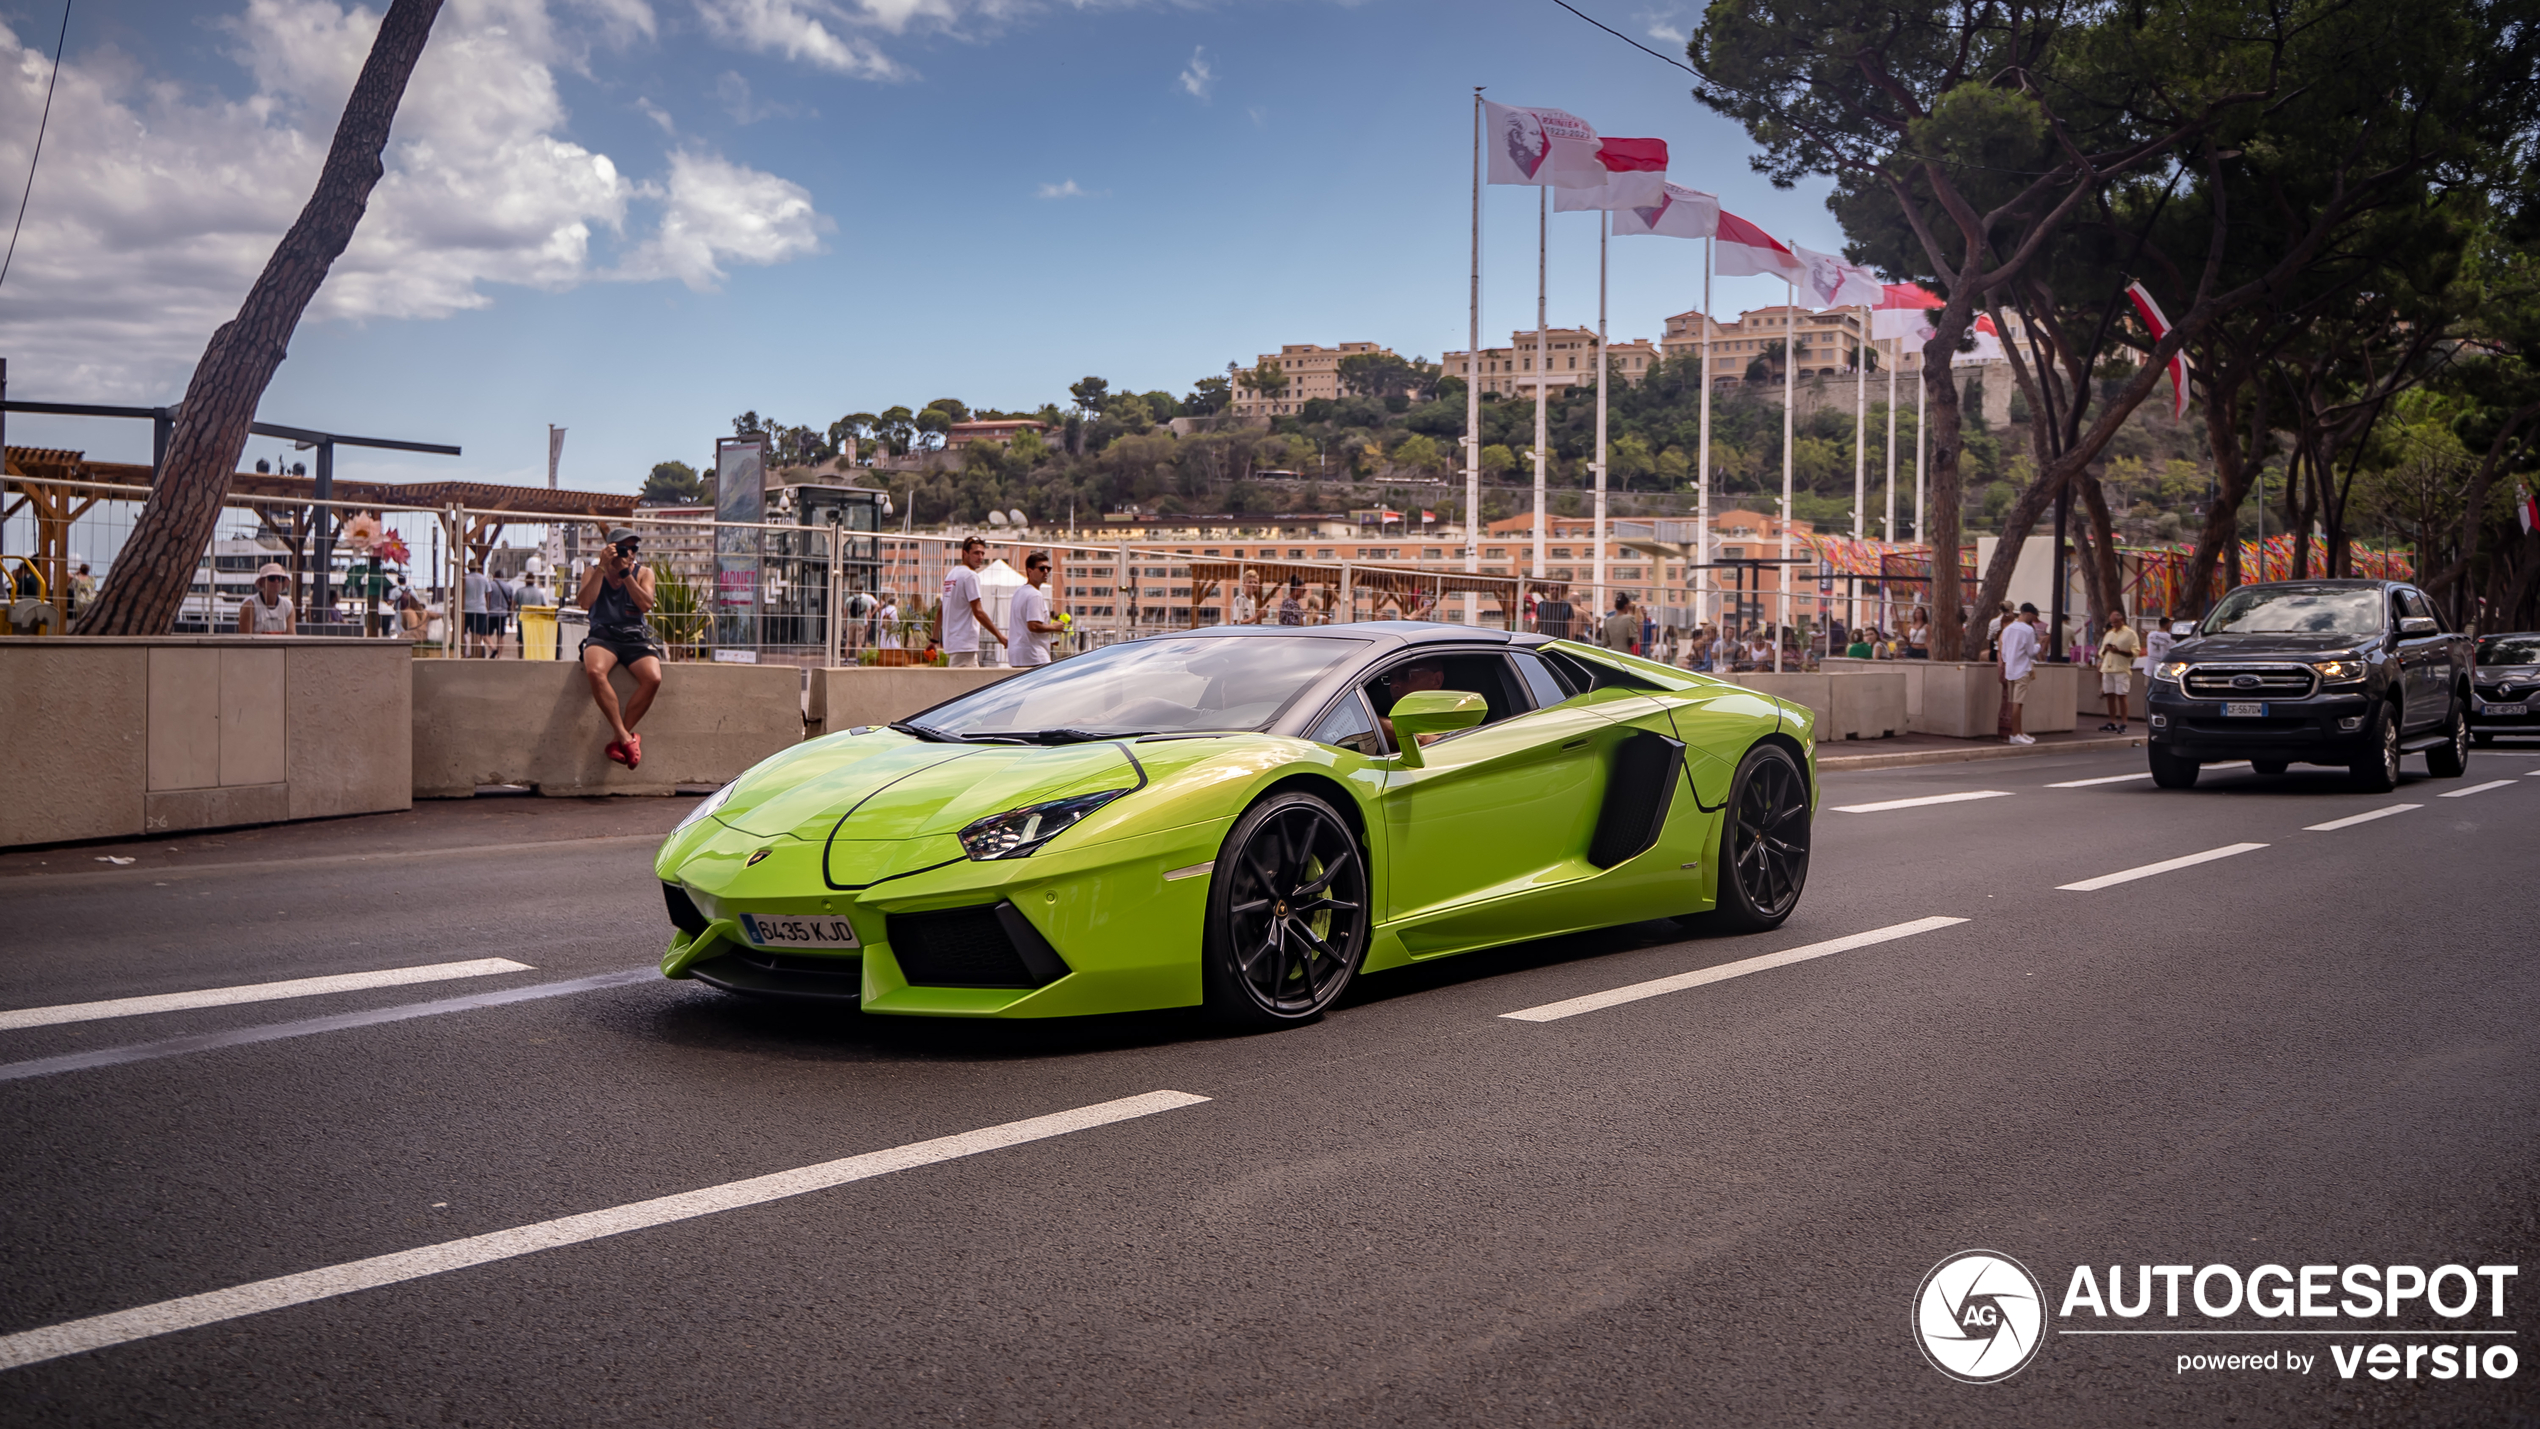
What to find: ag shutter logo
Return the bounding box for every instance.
[1915,1250,2049,1383]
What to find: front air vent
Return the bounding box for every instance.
[663,883,709,937]
[1588,730,1686,869]
[887,902,1071,989]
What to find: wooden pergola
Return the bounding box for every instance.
[1181,558,1567,628]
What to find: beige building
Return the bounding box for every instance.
[1446,328,1662,399]
[1231,341,1403,418]
[945,419,1050,448]
[1659,306,1878,383]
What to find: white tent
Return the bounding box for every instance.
[974,558,1026,665]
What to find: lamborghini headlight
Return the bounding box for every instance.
[2154,661,2192,682]
[2309,658,2368,683]
[675,780,738,831]
[958,790,1129,860]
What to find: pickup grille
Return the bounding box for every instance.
[2182,665,2317,700]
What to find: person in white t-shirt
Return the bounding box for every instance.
[938,536,1003,667]
[1007,551,1060,667]
[1999,602,2041,744]
[1228,568,1263,625]
[874,593,901,650]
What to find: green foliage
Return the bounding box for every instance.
[1069,377,1111,414]
[646,560,709,657]
[639,461,700,505]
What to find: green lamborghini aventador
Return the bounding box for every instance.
[655,622,1815,1026]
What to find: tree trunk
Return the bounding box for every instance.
[2180,371,2265,617]
[1923,339,1970,659]
[74,0,445,637]
[2078,472,2122,624]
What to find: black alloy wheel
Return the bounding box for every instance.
[2148,745,2200,789]
[1707,743,1809,933]
[1203,792,1370,1027]
[2350,704,2401,793]
[2424,697,2470,778]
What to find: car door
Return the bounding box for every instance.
[1366,650,1612,946]
[2396,589,2445,728]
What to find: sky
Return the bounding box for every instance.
[0,0,1849,497]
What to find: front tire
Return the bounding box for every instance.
[1202,792,1369,1028]
[1706,743,1810,933]
[2148,746,2200,789]
[2350,704,2401,793]
[2424,697,2469,778]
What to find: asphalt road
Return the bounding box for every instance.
[3,745,2536,1427]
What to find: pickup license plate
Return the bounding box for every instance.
[2223,702,2266,717]
[740,913,860,949]
[2486,701,2530,716]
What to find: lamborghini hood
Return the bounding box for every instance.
[716,737,1147,845]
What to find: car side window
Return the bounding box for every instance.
[1307,690,1384,757]
[1362,651,1527,752]
[2399,590,2439,628]
[1509,649,1573,709]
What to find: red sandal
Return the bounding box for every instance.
[605,739,630,767]
[623,732,642,769]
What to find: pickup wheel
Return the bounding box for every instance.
[2148,746,2200,789]
[2349,705,2401,793]
[2423,697,2470,778]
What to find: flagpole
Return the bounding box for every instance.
[1915,345,1927,546]
[1852,304,1866,638]
[1533,186,1548,612]
[1778,284,1794,673]
[1884,331,1898,637]
[1594,209,1609,635]
[1698,237,1713,636]
[1465,87,1483,628]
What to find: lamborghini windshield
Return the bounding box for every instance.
[911,636,1369,740]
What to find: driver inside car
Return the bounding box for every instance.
[1373,660,1450,750]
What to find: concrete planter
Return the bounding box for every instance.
[1900,660,2005,739]
[805,665,1022,740]
[0,636,412,848]
[2077,667,2149,721]
[1720,670,1907,742]
[2016,664,2080,734]
[413,660,803,797]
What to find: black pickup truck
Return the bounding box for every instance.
[2145,579,2473,792]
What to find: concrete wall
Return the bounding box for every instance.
[0,637,412,848]
[806,665,1020,740]
[413,660,803,797]
[1721,670,1906,742]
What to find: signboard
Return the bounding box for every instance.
[714,438,765,644]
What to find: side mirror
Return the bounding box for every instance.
[2399,615,2438,636]
[1387,690,1488,767]
[2170,621,2197,637]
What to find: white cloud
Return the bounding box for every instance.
[0,0,828,397]
[1177,46,1211,101]
[638,95,677,132]
[691,0,904,78]
[1641,9,1689,45]
[1035,179,1090,199]
[713,68,811,123]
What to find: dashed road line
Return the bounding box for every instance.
[0,968,653,1083]
[0,1090,1211,1372]
[0,958,537,1032]
[1831,791,2013,814]
[1500,916,1969,1023]
[2057,842,2268,892]
[2439,780,2518,799]
[2304,804,2422,832]
[2044,771,2153,787]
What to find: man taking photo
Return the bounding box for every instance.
[574,526,664,769]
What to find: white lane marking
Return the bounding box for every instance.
[2057,843,2268,892]
[1500,917,1969,1023]
[2439,780,2517,799]
[0,959,537,1033]
[2045,771,2153,787]
[0,1089,1210,1373]
[2304,804,2422,831]
[1831,790,2013,814]
[1162,862,1212,881]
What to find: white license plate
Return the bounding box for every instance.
[740,913,860,949]
[2486,702,2529,716]
[2223,702,2266,717]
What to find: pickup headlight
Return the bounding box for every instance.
[2154,661,2192,682]
[2310,658,2368,683]
[675,780,737,831]
[958,790,1128,860]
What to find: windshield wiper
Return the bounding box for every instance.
[1028,727,1154,744]
[888,721,967,743]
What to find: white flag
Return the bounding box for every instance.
[1611,182,1721,239]
[1483,101,1607,187]
[1794,246,1884,309]
[1552,136,1669,210]
[1870,283,1944,341]
[1715,210,1805,282]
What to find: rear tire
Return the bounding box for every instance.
[1201,792,1369,1028]
[1703,743,1810,934]
[2424,697,2469,778]
[2349,705,2401,793]
[2148,746,2200,789]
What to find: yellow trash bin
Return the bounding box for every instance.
[519,605,559,660]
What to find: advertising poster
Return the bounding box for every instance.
[714,437,765,643]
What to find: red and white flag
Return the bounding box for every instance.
[1611,181,1720,239]
[1554,136,1669,210]
[2124,281,2192,419]
[1869,283,1944,341]
[2518,482,2538,537]
[1484,102,1607,187]
[1956,313,2006,365]
[1794,245,1884,309]
[1715,210,1804,282]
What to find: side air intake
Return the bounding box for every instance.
[1587,730,1685,869]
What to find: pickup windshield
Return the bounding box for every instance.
[915,635,1369,738]
[2200,586,2383,639]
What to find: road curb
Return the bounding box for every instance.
[1818,735,2146,772]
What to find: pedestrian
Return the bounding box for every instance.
[875,592,901,650]
[69,563,94,618]
[2143,610,2178,669]
[2096,609,2142,732]
[1846,628,1873,659]
[1278,579,1306,626]
[1229,568,1264,625]
[1985,601,2014,661]
[574,527,665,769]
[394,577,427,638]
[1601,593,1638,655]
[2000,601,2041,745]
[461,559,501,657]
[1906,607,1931,659]
[1007,551,1059,668]
[236,562,295,634]
[937,536,1004,668]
